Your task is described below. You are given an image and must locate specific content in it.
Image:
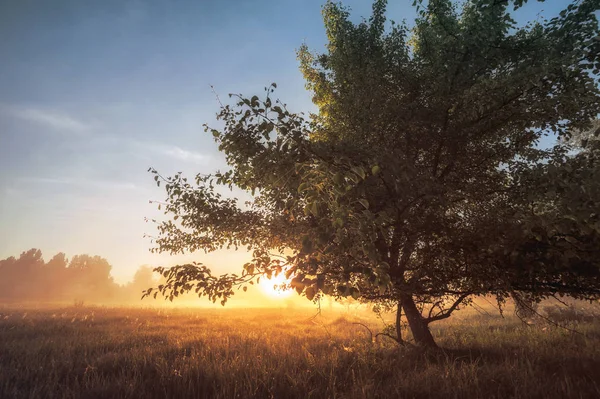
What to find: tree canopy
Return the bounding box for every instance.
[145,0,600,347]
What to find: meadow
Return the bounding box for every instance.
[0,302,599,399]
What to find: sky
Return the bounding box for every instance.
[0,0,574,285]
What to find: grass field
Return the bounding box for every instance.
[1,303,599,399]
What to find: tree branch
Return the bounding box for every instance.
[425,293,470,323]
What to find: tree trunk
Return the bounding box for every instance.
[400,294,437,348]
[395,300,404,344]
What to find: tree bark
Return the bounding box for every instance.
[395,299,404,344]
[401,294,437,348]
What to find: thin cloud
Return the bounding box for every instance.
[125,138,210,165]
[2,106,91,135]
[163,146,209,164]
[19,177,139,191]
[3,187,21,197]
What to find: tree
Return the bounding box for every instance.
[128,266,158,300]
[67,254,116,301]
[46,253,68,272]
[145,0,600,347]
[0,256,18,300]
[43,253,69,300]
[11,249,45,300]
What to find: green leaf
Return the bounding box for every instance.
[301,236,313,254]
[333,172,344,185]
[565,236,579,244]
[352,166,366,180]
[305,286,316,301]
[333,217,344,228]
[310,202,319,216]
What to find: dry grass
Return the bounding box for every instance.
[0,304,599,399]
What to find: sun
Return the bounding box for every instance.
[260,273,293,298]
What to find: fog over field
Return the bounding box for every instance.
[2,302,600,399]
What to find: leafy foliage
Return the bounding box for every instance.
[146,0,600,346]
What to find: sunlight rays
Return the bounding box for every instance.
[260,273,293,298]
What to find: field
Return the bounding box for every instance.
[1,303,599,399]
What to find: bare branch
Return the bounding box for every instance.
[352,322,374,342]
[425,293,470,323]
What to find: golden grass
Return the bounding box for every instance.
[0,304,599,398]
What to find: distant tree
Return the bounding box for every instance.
[43,253,69,300]
[15,249,45,299]
[46,253,68,271]
[0,249,48,300]
[0,256,18,300]
[0,250,152,303]
[145,0,600,347]
[67,254,116,301]
[128,266,157,300]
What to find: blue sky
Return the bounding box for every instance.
[0,0,573,283]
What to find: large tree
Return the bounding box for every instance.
[145,0,600,347]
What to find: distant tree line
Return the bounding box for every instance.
[0,248,155,304]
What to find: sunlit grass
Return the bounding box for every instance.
[0,304,599,398]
